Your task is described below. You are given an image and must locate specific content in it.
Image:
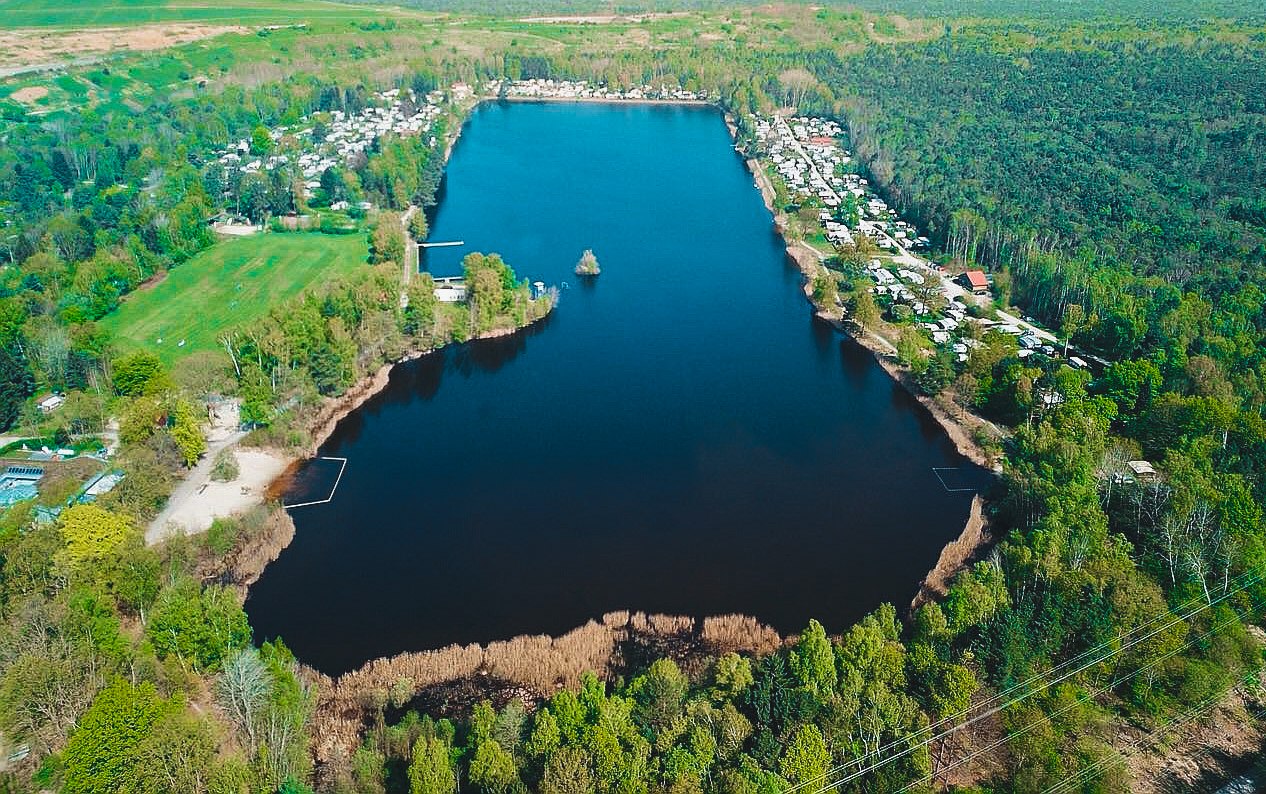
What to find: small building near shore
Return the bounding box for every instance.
[434,278,468,303]
[36,394,65,413]
[1127,460,1160,482]
[960,270,991,295]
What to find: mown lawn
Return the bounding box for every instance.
[100,232,370,364]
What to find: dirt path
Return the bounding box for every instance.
[401,205,418,287]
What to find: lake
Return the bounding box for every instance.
[245,101,981,675]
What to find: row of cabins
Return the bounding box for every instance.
[493,78,705,102]
[752,112,933,254]
[869,255,1073,367]
[213,88,444,202]
[755,115,850,207]
[748,118,1083,382]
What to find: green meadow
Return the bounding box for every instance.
[100,232,370,363]
[0,0,377,27]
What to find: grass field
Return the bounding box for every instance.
[100,232,370,364]
[0,8,443,117]
[0,0,376,28]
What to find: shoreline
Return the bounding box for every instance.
[298,310,555,460]
[733,134,999,603]
[910,494,989,612]
[309,610,783,765]
[238,95,993,726]
[497,94,710,107]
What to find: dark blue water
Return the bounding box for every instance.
[246,102,980,675]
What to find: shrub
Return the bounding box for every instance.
[210,448,240,482]
[204,517,240,556]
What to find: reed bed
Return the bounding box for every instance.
[700,614,784,656]
[311,610,786,762]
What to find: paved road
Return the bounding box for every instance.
[996,309,1059,343]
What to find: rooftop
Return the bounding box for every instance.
[964,270,990,289]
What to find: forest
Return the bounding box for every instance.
[0,1,1264,792]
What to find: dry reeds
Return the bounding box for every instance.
[602,610,631,627]
[911,494,989,612]
[337,643,484,702]
[311,610,787,763]
[701,614,784,656]
[484,620,617,691]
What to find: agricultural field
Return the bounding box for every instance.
[0,0,378,28]
[99,232,370,363]
[0,0,445,116]
[0,3,911,118]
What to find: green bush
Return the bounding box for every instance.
[210,448,239,482]
[204,517,239,556]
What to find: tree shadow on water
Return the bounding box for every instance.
[451,312,554,378]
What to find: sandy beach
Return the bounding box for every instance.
[147,447,290,543]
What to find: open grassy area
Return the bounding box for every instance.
[100,232,370,363]
[0,0,377,28]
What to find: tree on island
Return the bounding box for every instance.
[574,249,601,276]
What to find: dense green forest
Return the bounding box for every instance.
[823,23,1266,356]
[848,0,1266,21]
[0,2,1265,792]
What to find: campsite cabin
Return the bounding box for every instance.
[36,394,65,414]
[960,270,991,295]
[1127,460,1160,483]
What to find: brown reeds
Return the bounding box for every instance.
[310,610,786,763]
[484,620,617,691]
[701,614,784,656]
[911,494,990,612]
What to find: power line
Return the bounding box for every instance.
[782,569,1264,794]
[798,571,1263,794]
[1043,673,1266,794]
[882,597,1264,794]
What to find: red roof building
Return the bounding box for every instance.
[962,270,990,294]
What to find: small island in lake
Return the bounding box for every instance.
[575,248,601,276]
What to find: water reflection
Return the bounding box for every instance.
[248,102,982,675]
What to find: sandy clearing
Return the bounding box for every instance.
[0,23,247,70]
[9,86,48,103]
[213,222,261,236]
[148,448,290,542]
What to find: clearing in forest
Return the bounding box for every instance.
[100,232,369,364]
